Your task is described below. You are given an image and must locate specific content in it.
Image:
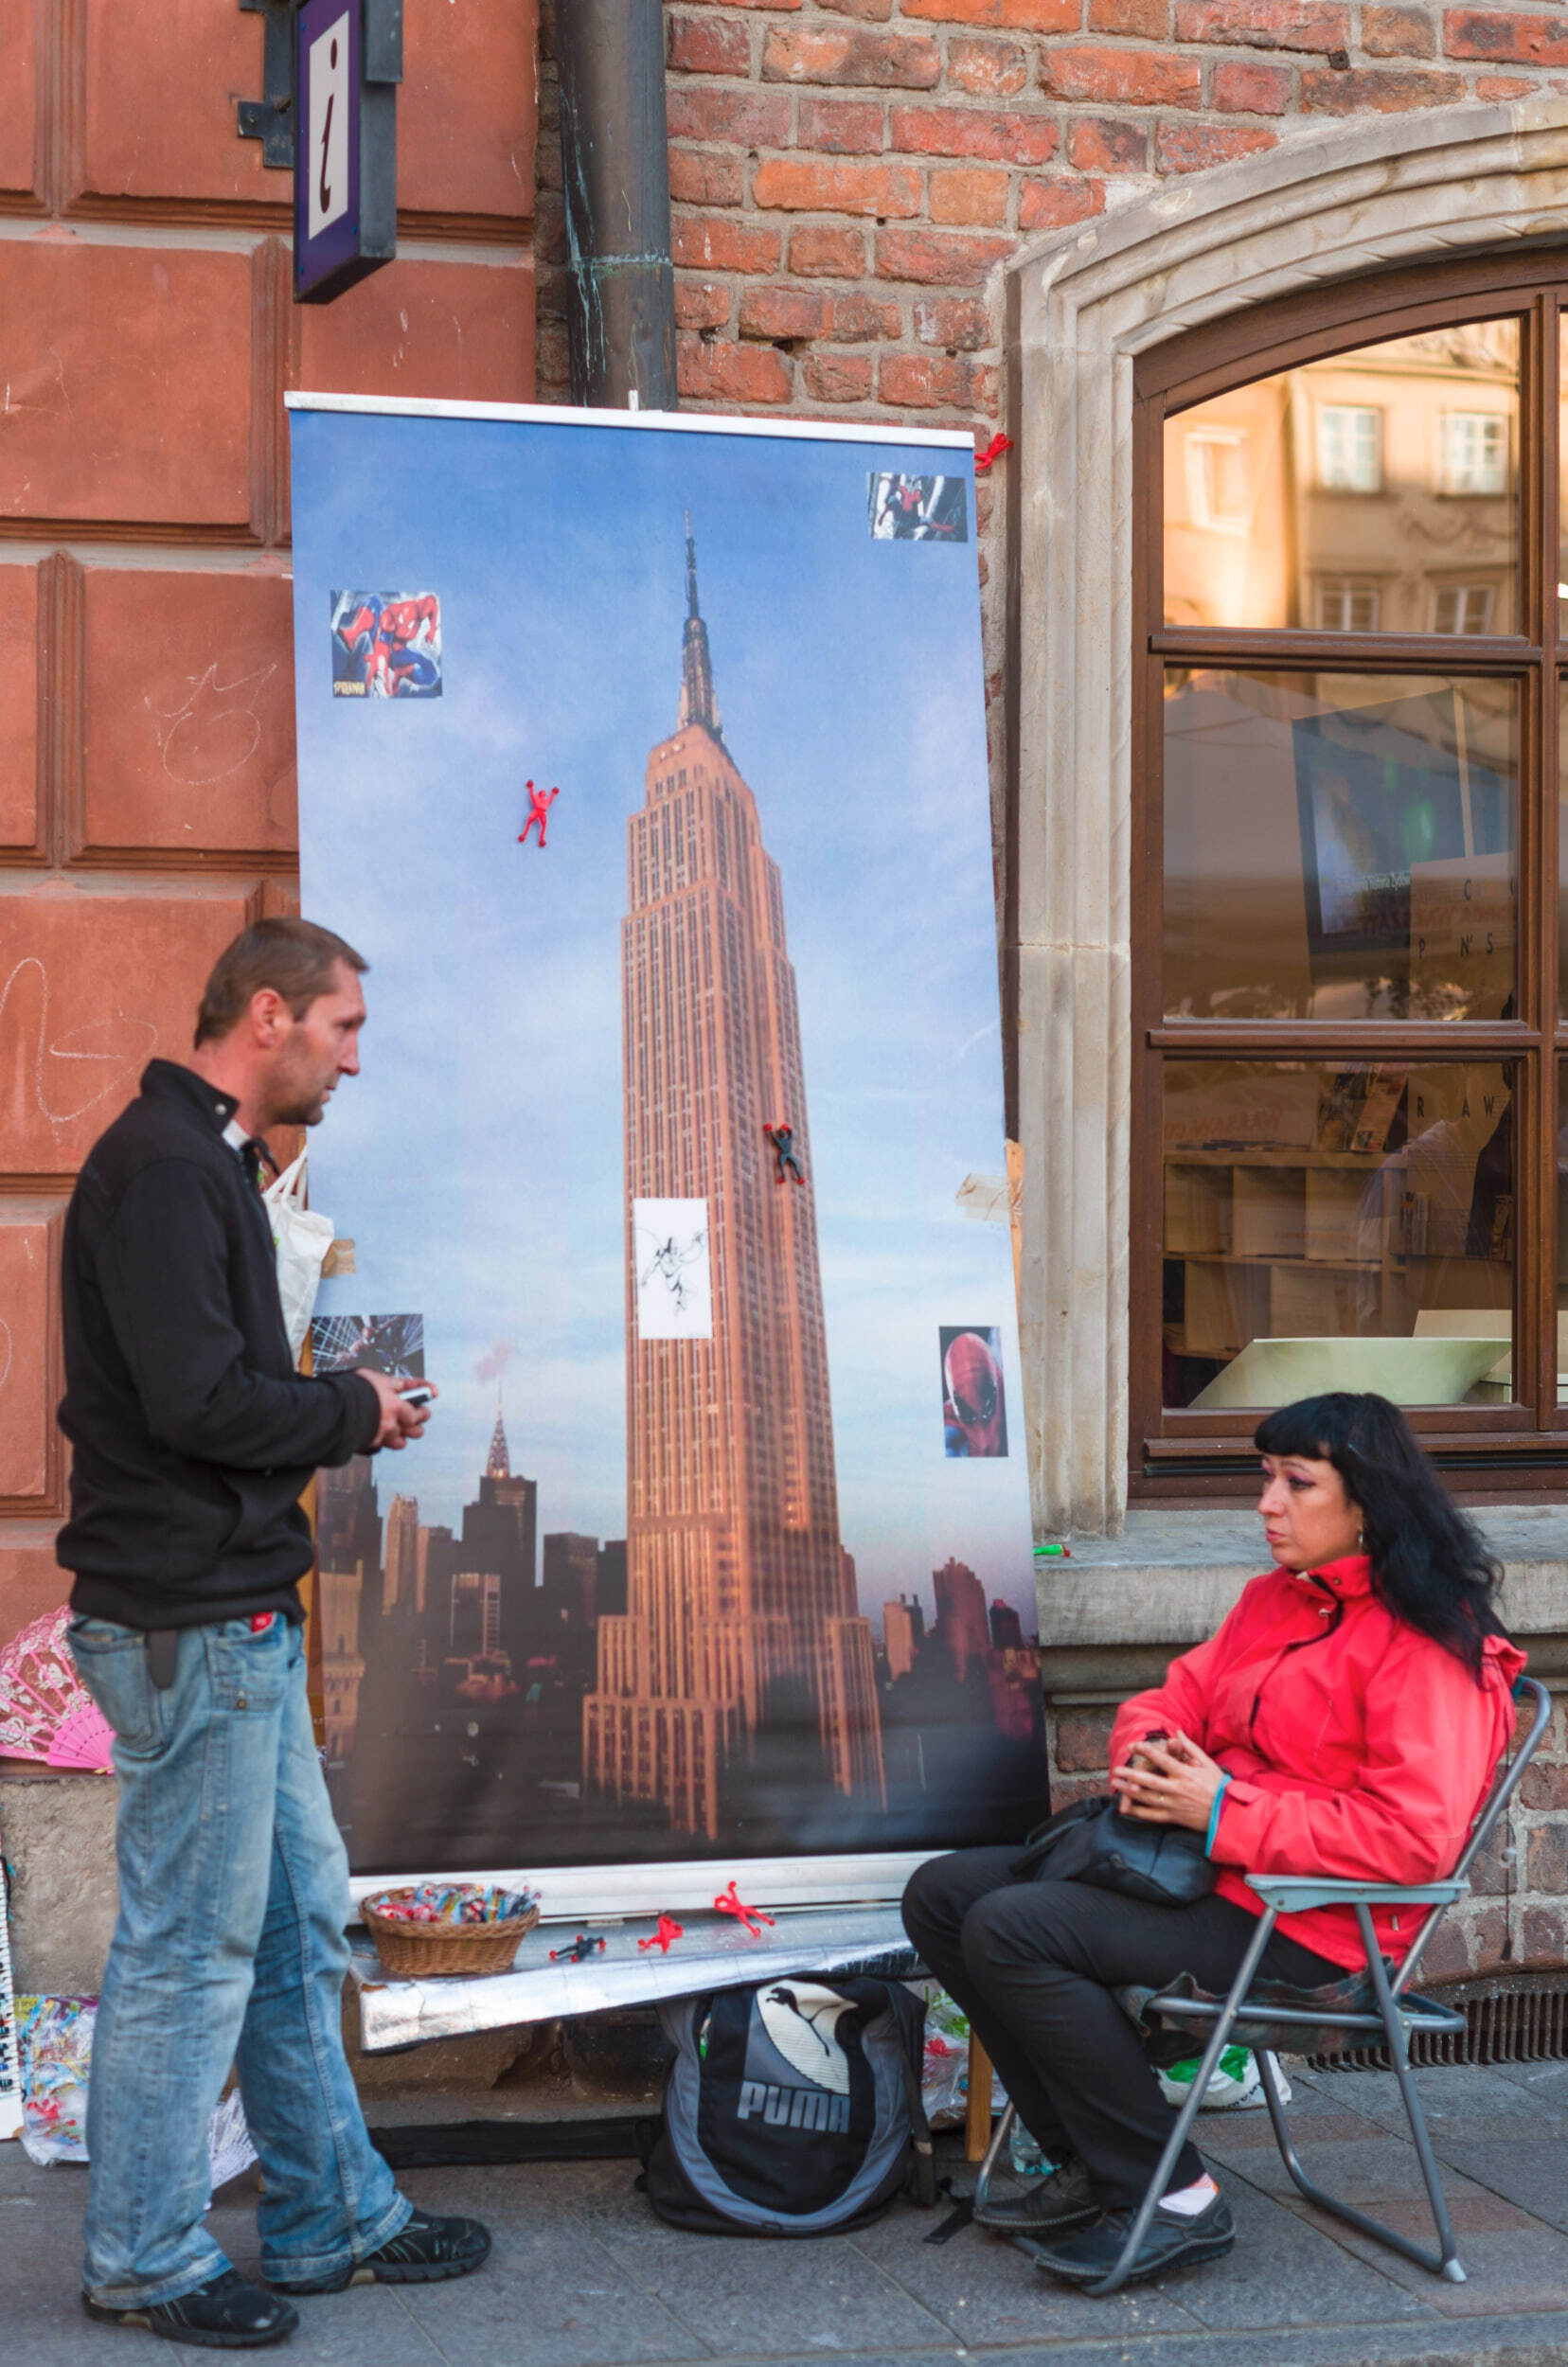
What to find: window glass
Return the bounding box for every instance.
[1164,321,1520,633]
[1163,670,1518,1022]
[1163,1060,1516,1410]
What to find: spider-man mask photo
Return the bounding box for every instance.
[941,1327,1008,1458]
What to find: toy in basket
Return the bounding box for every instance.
[361,1883,540,1978]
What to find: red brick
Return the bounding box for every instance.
[668,14,753,74]
[1363,3,1436,55]
[803,350,873,400]
[929,166,1011,225]
[1521,1761,1568,1809]
[296,257,535,403]
[672,215,784,274]
[667,85,793,145]
[1055,1707,1116,1771]
[817,0,894,15]
[751,157,922,215]
[677,332,792,403]
[0,567,40,853]
[78,567,295,859]
[669,148,747,206]
[0,886,250,1173]
[1040,45,1203,104]
[0,1216,57,1502]
[1478,74,1539,97]
[877,225,1015,284]
[798,97,886,151]
[1213,58,1293,108]
[0,0,36,198]
[674,0,798,9]
[1089,0,1169,30]
[0,1533,73,1656]
[789,224,868,274]
[1020,174,1107,227]
[674,278,733,329]
[1418,1917,1471,1981]
[1523,1905,1568,1964]
[889,104,1060,162]
[949,35,1029,96]
[739,285,833,341]
[914,295,993,348]
[1527,1824,1568,1892]
[397,0,537,219]
[1157,119,1279,168]
[829,292,902,338]
[0,241,252,526]
[1069,115,1151,169]
[903,0,1076,23]
[761,26,942,86]
[1300,62,1465,108]
[1174,0,1349,44]
[1444,9,1568,64]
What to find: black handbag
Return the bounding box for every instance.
[1008,1793,1217,1907]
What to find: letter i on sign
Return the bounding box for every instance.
[308,12,352,240]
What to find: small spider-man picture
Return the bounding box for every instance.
[939,1325,1008,1459]
[330,590,443,699]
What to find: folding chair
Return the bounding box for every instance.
[972,1675,1551,2295]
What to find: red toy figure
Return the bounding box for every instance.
[637,1914,685,1954]
[548,1933,606,1964]
[713,1882,775,1938]
[763,1123,805,1187]
[518,780,560,848]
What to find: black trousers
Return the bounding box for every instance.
[902,1846,1342,2210]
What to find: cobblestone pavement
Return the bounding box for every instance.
[12,2060,1568,2365]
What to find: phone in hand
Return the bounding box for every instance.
[401,1385,434,1410]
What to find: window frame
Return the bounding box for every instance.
[1130,251,1562,1501]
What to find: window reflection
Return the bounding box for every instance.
[1164,321,1520,634]
[1163,1060,1515,1409]
[1164,671,1518,1022]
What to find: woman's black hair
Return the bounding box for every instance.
[1255,1392,1505,1680]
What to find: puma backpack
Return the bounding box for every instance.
[643,1975,935,2236]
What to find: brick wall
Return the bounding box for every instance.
[536,4,1568,443]
[0,0,537,1652]
[1049,1697,1566,1980]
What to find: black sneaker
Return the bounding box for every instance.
[82,2268,299,2349]
[1035,2190,1236,2288]
[268,2210,491,2296]
[974,2156,1097,2236]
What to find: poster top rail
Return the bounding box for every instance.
[285,390,978,454]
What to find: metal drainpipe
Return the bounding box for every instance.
[556,0,678,410]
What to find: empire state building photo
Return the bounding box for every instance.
[584,525,887,1841]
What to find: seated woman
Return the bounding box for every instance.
[902,1392,1523,2290]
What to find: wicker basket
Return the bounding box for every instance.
[362,1889,540,1979]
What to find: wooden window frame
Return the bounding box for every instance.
[1131,250,1568,1502]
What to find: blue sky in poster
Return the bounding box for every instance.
[291,404,1036,1637]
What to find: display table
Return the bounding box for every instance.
[348,1904,917,2054]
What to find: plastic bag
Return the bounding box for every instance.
[262,1152,334,1367]
[1156,2045,1292,2112]
[906,1981,1007,2127]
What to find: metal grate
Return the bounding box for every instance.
[1307,1979,1568,2071]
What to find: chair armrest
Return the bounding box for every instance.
[1245,1875,1468,1913]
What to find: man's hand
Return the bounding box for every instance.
[1109,1731,1224,1834]
[357,1370,436,1451]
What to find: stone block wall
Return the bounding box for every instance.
[1046,1693,1567,1983]
[0,0,538,1653]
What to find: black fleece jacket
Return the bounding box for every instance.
[57,1059,381,1629]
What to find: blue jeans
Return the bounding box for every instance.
[68,1613,410,2306]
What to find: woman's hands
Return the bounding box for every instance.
[1109,1731,1226,1835]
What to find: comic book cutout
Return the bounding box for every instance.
[867,472,968,543]
[330,591,442,699]
[310,1312,425,1378]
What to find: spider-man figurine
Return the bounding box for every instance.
[764,1123,805,1187]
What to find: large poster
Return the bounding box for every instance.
[290,397,1044,1889]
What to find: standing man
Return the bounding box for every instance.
[57,918,490,2347]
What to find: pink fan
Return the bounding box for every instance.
[0,1607,115,1771]
[46,1698,116,1771]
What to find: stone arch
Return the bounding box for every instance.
[1003,98,1568,1534]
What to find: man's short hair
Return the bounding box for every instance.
[194,918,368,1047]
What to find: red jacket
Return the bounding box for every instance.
[1110,1554,1524,1972]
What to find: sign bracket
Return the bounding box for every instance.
[237,0,297,169]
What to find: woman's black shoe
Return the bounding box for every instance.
[1035,2191,1236,2287]
[973,2157,1097,2235]
[82,2268,299,2348]
[268,2210,491,2295]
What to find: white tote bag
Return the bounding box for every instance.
[261,1151,335,1367]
